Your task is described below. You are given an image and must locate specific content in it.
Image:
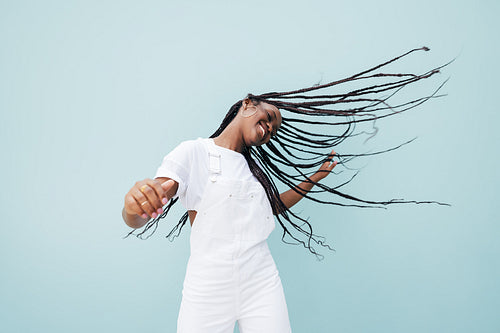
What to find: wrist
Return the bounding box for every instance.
[309,175,321,183]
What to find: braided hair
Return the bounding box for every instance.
[127,47,450,259]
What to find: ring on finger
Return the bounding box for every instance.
[140,185,148,193]
[141,201,149,206]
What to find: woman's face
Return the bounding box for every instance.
[239,99,282,147]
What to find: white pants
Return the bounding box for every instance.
[177,243,291,332]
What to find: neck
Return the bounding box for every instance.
[213,122,245,153]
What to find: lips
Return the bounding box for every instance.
[258,123,266,138]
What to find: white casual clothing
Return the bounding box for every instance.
[155,138,291,333]
[154,138,259,211]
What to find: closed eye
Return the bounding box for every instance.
[266,111,277,138]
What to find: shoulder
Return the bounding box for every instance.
[169,137,208,155]
[156,138,209,183]
[160,138,211,170]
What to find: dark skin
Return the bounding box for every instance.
[122,98,337,229]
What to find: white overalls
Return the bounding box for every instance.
[177,142,292,332]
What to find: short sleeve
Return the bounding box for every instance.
[154,141,194,199]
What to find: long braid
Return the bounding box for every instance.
[127,47,449,258]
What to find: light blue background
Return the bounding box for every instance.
[1,0,499,332]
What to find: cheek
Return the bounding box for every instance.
[241,123,258,142]
[242,107,257,118]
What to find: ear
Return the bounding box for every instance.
[240,98,258,118]
[242,98,252,110]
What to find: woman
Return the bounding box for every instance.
[122,97,336,332]
[122,47,447,332]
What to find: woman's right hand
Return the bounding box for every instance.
[124,178,177,220]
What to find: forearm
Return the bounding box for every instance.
[122,207,149,229]
[278,150,336,212]
[279,177,319,210]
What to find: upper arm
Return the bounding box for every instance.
[154,140,196,199]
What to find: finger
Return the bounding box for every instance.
[326,149,336,160]
[139,183,163,212]
[124,193,144,217]
[161,179,176,199]
[161,179,175,192]
[147,179,166,202]
[325,150,337,166]
[145,180,168,208]
[133,190,158,219]
[322,156,335,168]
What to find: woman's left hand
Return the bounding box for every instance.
[279,150,337,211]
[310,150,337,183]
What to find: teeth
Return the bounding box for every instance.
[259,124,265,137]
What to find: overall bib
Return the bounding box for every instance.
[177,143,292,333]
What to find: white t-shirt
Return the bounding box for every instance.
[154,138,259,211]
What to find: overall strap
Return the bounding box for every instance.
[204,139,221,182]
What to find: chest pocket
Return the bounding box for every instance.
[189,144,275,252]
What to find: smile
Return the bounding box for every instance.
[258,123,266,138]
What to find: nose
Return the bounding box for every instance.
[266,121,273,136]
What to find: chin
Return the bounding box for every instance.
[243,131,265,147]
